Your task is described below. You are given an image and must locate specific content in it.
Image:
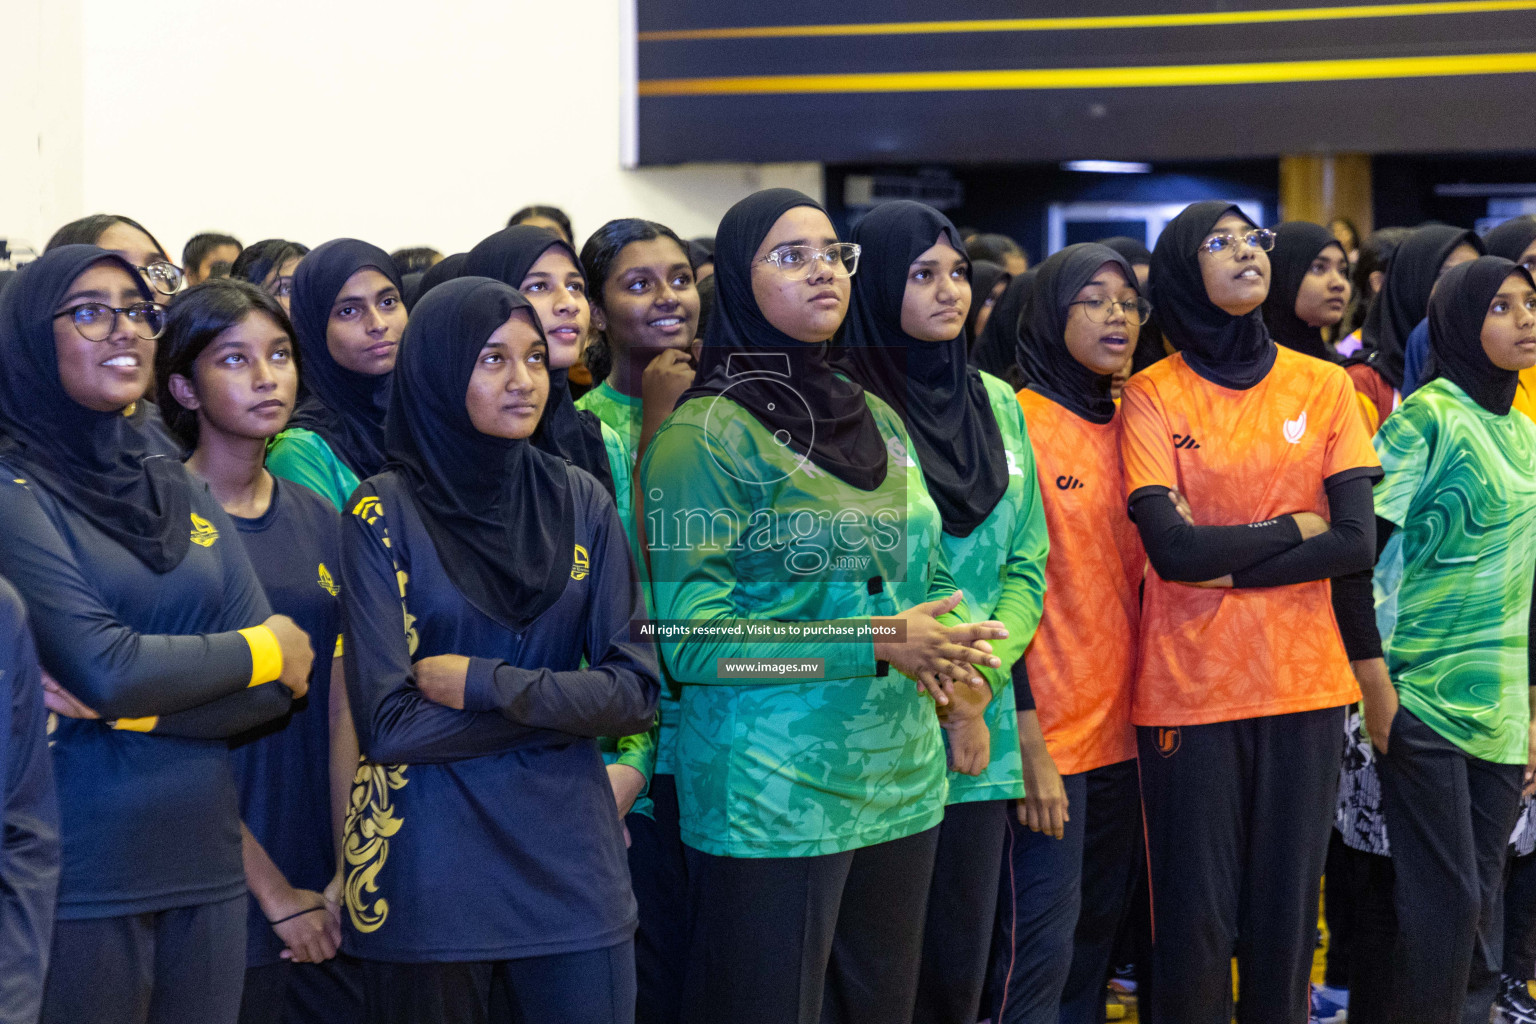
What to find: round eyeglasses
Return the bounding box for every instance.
[1199,228,1276,259]
[52,302,167,341]
[754,243,861,280]
[135,260,184,296]
[1068,296,1154,326]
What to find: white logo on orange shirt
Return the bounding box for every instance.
[1283,411,1307,445]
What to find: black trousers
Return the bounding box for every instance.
[628,773,688,1024]
[239,954,365,1024]
[1379,706,1523,1024]
[41,894,247,1024]
[1327,844,1396,1024]
[1136,706,1345,1024]
[988,759,1142,1024]
[682,826,941,1024]
[1322,830,1356,990]
[913,800,1008,1024]
[1506,848,1536,981]
[359,941,636,1024]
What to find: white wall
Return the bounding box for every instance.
[2,0,820,263]
[1,0,84,259]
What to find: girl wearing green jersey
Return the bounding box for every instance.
[577,218,703,1024]
[834,200,1049,1024]
[1344,256,1536,1023]
[642,189,1007,1024]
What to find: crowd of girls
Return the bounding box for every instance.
[0,197,1534,1024]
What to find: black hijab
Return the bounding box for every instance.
[1426,256,1532,416]
[1017,243,1140,425]
[678,188,888,491]
[1261,221,1346,362]
[1099,235,1153,267]
[834,201,1007,536]
[406,252,466,312]
[384,277,574,632]
[286,238,403,479]
[1359,224,1482,389]
[465,225,615,497]
[970,269,1037,386]
[0,245,191,572]
[1485,216,1536,264]
[1150,201,1275,390]
[964,260,1012,345]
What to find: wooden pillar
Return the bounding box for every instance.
[1279,153,1373,236]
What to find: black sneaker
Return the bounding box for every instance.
[1498,975,1536,1024]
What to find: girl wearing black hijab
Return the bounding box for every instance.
[970,268,1036,387]
[641,189,1008,1024]
[964,259,1011,346]
[267,239,407,510]
[0,246,314,1024]
[989,244,1149,1024]
[1338,257,1536,1023]
[337,277,657,1023]
[1119,201,1383,1024]
[835,201,1049,1024]
[1261,221,1352,362]
[1346,224,1482,431]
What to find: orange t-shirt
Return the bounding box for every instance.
[1345,362,1398,436]
[1119,347,1378,727]
[1017,389,1142,774]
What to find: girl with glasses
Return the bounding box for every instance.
[0,245,315,1024]
[641,189,1008,1024]
[1119,201,1383,1024]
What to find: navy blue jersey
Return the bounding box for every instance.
[0,576,58,1024]
[338,467,658,962]
[229,478,343,967]
[0,467,291,920]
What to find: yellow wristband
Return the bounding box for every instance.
[239,625,285,687]
[112,716,159,732]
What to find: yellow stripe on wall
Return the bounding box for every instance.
[639,52,1536,96]
[638,1,1536,42]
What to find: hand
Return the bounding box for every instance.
[1524,721,1536,799]
[1354,657,1397,755]
[268,885,340,964]
[413,654,471,709]
[872,592,1007,707]
[640,348,697,416]
[40,668,100,719]
[323,869,344,926]
[265,614,314,699]
[1018,742,1069,840]
[1168,489,1195,526]
[1292,511,1331,541]
[607,763,646,818]
[943,714,991,776]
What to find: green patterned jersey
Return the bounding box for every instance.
[1373,377,1536,764]
[934,372,1049,804]
[641,389,963,857]
[577,380,682,778]
[267,428,361,512]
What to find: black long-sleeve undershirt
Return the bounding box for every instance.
[1229,474,1377,589]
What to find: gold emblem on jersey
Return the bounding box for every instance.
[352,495,383,525]
[318,563,339,596]
[571,543,590,581]
[189,512,219,547]
[343,760,409,934]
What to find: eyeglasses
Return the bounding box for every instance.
[135,260,184,296]
[1198,228,1275,259]
[755,243,861,279]
[1068,296,1154,326]
[52,302,167,341]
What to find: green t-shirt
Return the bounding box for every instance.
[1373,377,1536,764]
[579,381,684,777]
[267,428,361,512]
[642,389,964,858]
[934,372,1049,804]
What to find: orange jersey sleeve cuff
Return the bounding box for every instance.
[239,625,285,687]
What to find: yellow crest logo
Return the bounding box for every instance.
[571,543,590,581]
[318,563,339,596]
[189,512,219,547]
[352,495,383,525]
